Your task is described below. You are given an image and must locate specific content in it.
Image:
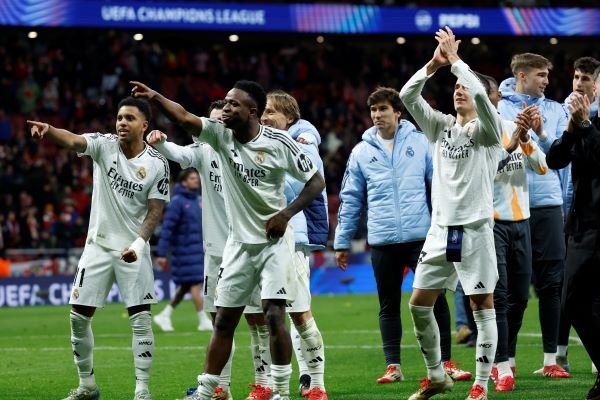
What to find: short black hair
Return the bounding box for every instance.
[574,57,600,75]
[178,168,198,183]
[367,87,405,113]
[233,80,266,118]
[208,99,226,116]
[474,72,498,94]
[472,71,493,95]
[118,97,152,121]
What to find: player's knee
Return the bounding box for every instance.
[263,301,286,330]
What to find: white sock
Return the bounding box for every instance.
[290,321,309,376]
[509,357,516,368]
[473,309,497,392]
[249,324,271,386]
[219,339,234,391]
[409,304,445,382]
[544,352,557,366]
[70,311,96,389]
[197,373,220,399]
[130,311,154,393]
[270,364,292,396]
[296,318,325,390]
[161,304,173,317]
[557,345,568,358]
[497,361,513,378]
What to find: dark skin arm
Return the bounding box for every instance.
[265,171,326,240]
[27,120,87,153]
[130,81,203,136]
[121,198,165,262]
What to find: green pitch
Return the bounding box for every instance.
[0,293,593,399]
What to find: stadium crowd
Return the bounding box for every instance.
[0,28,598,253]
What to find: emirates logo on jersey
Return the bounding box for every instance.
[255,151,265,164]
[136,166,147,180]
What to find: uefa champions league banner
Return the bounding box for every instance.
[0,271,177,308]
[0,0,599,36]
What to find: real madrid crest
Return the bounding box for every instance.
[136,166,147,180]
[72,288,79,300]
[255,151,265,164]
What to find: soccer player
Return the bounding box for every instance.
[146,100,234,399]
[27,97,170,400]
[400,27,502,400]
[334,86,471,385]
[131,80,326,400]
[241,90,329,400]
[153,168,213,332]
[498,53,570,378]
[556,56,599,372]
[479,73,548,392]
[547,84,600,400]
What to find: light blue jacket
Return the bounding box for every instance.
[334,120,432,250]
[285,119,329,250]
[498,78,569,208]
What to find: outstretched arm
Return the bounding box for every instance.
[130,81,203,136]
[27,120,87,153]
[147,130,198,168]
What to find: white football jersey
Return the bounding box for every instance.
[194,118,317,244]
[400,60,503,226]
[79,133,170,251]
[161,141,228,256]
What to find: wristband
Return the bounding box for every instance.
[129,237,146,258]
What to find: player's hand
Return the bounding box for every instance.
[27,120,49,140]
[567,92,591,126]
[147,129,167,145]
[523,103,543,137]
[130,81,157,100]
[265,212,289,240]
[335,250,349,271]
[435,26,461,64]
[515,110,531,143]
[156,256,168,270]
[296,137,309,144]
[429,44,450,71]
[121,247,138,263]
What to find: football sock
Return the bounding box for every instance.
[544,352,557,366]
[409,304,445,382]
[296,318,325,390]
[474,309,497,391]
[196,373,220,399]
[270,364,292,396]
[219,339,234,391]
[557,345,568,358]
[130,311,153,393]
[70,310,96,389]
[161,304,173,317]
[497,361,513,378]
[290,321,309,376]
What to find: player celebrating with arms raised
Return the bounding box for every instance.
[28,97,169,400]
[400,27,502,400]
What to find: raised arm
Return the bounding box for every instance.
[28,120,87,153]
[147,130,198,168]
[399,33,455,142]
[130,81,203,136]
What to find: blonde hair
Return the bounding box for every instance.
[511,53,553,76]
[266,90,301,122]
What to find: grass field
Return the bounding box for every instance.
[0,293,594,400]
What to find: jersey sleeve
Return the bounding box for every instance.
[78,132,115,160]
[194,117,227,150]
[153,140,204,172]
[281,134,318,183]
[148,156,171,201]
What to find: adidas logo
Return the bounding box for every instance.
[474,282,485,290]
[210,160,218,168]
[418,251,427,264]
[476,356,490,363]
[308,356,324,364]
[256,366,265,373]
[369,156,378,163]
[143,293,154,300]
[276,287,287,295]
[138,351,152,358]
[286,303,293,308]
